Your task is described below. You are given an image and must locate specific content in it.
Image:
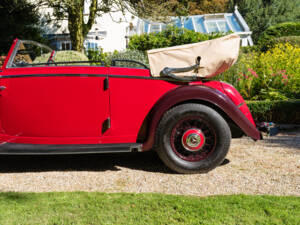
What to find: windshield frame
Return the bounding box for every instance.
[6,40,53,68]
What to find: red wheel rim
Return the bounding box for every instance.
[170,116,216,162]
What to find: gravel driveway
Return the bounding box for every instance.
[0,129,299,196]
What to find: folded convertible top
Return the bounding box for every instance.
[147,34,240,78]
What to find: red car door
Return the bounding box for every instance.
[0,66,110,143]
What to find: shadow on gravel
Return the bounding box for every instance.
[0,151,231,174]
[263,128,300,151]
[0,151,174,174]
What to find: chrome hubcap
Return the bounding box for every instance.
[181,128,205,152]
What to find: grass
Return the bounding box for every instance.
[0,192,299,225]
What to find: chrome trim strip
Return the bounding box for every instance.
[0,73,173,81]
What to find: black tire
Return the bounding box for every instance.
[155,103,231,174]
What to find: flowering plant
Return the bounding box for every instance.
[220,43,300,100]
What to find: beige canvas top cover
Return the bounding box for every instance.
[147,34,240,78]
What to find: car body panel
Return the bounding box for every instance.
[142,83,261,151]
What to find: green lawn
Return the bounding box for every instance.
[0,192,299,225]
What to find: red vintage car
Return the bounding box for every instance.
[0,39,262,173]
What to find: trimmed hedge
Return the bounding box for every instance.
[34,50,89,65]
[261,22,300,38]
[272,36,300,47]
[247,100,300,124]
[128,26,226,52]
[258,22,300,51]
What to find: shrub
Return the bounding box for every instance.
[219,43,300,100]
[258,22,300,51]
[247,100,300,124]
[86,47,110,66]
[128,26,226,52]
[107,49,149,68]
[34,50,89,65]
[87,48,148,68]
[228,0,300,43]
[0,56,6,67]
[271,36,300,47]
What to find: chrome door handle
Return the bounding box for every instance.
[0,86,6,91]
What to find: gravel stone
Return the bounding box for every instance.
[0,129,299,196]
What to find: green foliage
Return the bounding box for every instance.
[219,43,300,100]
[87,48,148,68]
[229,0,300,43]
[247,100,300,123]
[258,22,300,51]
[34,51,89,65]
[128,26,226,52]
[0,0,46,55]
[178,0,230,15]
[0,192,299,224]
[86,48,110,66]
[272,36,300,47]
[107,49,149,68]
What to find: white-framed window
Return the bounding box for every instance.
[85,42,98,50]
[61,41,71,50]
[204,19,231,33]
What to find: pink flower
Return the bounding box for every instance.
[282,74,288,79]
[243,74,248,79]
[282,79,288,85]
[237,78,241,81]
[247,68,258,78]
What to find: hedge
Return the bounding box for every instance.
[258,22,300,51]
[34,50,89,65]
[128,26,226,52]
[246,100,300,124]
[272,36,300,47]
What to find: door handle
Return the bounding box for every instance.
[0,86,6,91]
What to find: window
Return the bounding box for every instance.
[194,17,207,33]
[217,21,230,32]
[204,19,231,33]
[86,42,98,50]
[183,17,194,31]
[226,15,243,32]
[61,42,71,50]
[206,21,219,33]
[150,24,161,33]
[10,40,52,67]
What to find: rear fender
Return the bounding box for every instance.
[142,85,261,151]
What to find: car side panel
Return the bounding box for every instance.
[0,66,110,144]
[106,67,178,143]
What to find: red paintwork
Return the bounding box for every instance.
[220,82,255,126]
[0,39,260,149]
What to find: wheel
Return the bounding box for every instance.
[155,103,231,174]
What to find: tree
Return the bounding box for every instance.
[179,0,230,15]
[0,0,45,55]
[38,0,191,51]
[228,0,300,42]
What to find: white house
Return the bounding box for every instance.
[37,2,252,52]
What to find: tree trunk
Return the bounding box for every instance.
[67,0,98,52]
[68,1,84,52]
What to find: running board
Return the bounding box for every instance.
[0,143,142,155]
